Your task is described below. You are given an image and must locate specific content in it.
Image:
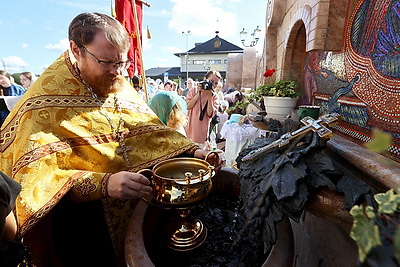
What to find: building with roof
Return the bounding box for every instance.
[145,32,244,84]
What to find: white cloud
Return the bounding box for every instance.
[168,0,237,38]
[44,38,69,53]
[145,8,169,17]
[2,56,29,72]
[22,43,29,49]
[142,35,152,51]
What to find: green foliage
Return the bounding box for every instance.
[350,189,400,264]
[226,99,249,114]
[11,73,21,85]
[365,128,392,153]
[375,189,400,214]
[254,80,299,100]
[350,205,381,262]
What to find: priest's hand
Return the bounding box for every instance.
[107,171,152,199]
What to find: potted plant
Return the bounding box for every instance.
[225,70,300,119]
[253,69,300,120]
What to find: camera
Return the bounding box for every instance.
[198,79,214,91]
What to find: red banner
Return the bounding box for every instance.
[115,0,143,77]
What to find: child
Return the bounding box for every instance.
[216,100,229,141]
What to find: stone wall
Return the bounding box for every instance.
[225,53,243,91]
[226,47,263,92]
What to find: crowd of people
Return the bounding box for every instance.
[141,74,243,149]
[0,12,249,267]
[0,70,29,126]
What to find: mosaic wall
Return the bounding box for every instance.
[304,0,400,162]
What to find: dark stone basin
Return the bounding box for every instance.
[125,168,269,266]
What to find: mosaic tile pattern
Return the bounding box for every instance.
[303,0,400,162]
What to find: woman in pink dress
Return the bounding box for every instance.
[185,70,221,147]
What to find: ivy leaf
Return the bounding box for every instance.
[350,205,381,262]
[365,128,392,153]
[375,189,400,215]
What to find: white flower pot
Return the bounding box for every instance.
[263,96,298,120]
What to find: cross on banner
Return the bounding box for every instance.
[242,113,341,161]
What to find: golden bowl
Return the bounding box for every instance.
[140,157,215,208]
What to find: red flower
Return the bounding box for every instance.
[263,69,276,77]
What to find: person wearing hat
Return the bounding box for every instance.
[148,91,188,136]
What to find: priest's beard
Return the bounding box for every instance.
[81,73,125,97]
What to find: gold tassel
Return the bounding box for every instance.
[147,25,152,39]
[111,0,116,18]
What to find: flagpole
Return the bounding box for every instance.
[132,0,149,102]
[137,0,150,7]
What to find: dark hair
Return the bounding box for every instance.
[132,75,140,86]
[164,80,173,87]
[68,12,130,52]
[20,72,33,81]
[205,70,222,80]
[0,70,11,80]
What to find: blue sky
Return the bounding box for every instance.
[0,0,267,75]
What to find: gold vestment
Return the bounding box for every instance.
[0,50,198,265]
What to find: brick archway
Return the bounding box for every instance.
[281,5,311,81]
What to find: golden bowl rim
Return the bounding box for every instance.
[151,157,213,182]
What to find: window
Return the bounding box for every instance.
[214,40,221,48]
[193,60,206,65]
[208,59,222,64]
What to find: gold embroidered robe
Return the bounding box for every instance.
[0,50,198,264]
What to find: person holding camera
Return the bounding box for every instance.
[184,70,221,148]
